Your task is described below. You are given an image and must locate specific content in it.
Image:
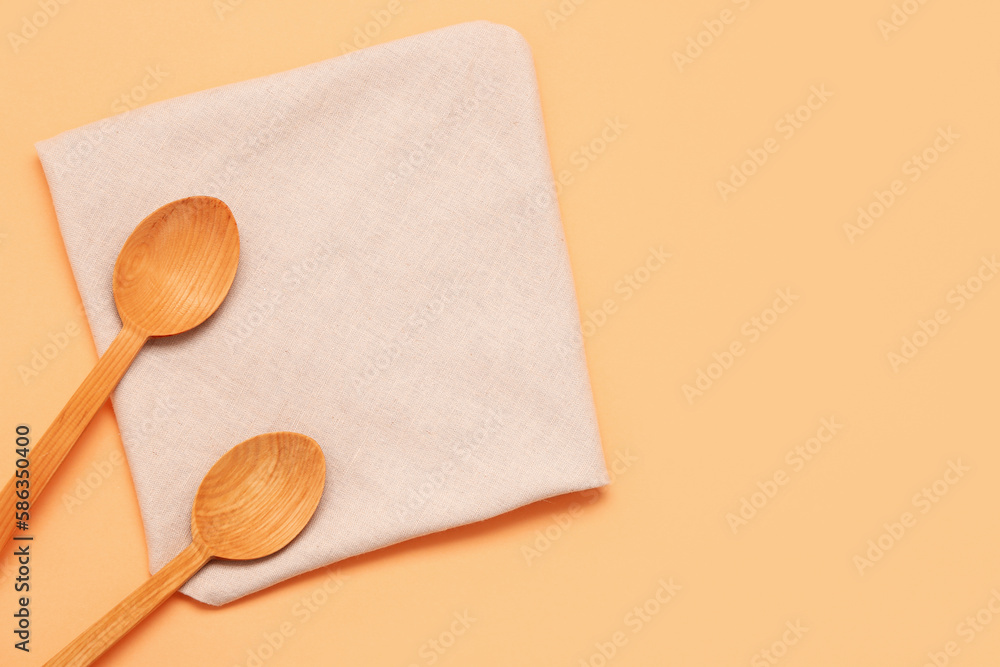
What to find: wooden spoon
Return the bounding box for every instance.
[0,196,239,548]
[44,432,326,667]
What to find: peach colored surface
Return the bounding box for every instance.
[2,0,999,665]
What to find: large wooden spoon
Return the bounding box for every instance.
[1,196,239,548]
[44,432,326,667]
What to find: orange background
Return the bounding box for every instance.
[2,0,1000,665]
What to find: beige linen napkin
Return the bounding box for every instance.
[35,20,608,605]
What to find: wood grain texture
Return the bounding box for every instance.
[0,324,146,547]
[43,542,212,667]
[113,197,240,336]
[44,432,326,667]
[0,196,239,550]
[192,432,328,560]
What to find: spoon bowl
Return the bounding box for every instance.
[1,196,240,552]
[113,196,240,336]
[45,432,326,667]
[193,432,327,560]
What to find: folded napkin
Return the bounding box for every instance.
[36,20,608,605]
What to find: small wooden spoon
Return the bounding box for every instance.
[0,197,239,548]
[44,432,326,667]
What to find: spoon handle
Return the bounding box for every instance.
[0,323,147,548]
[45,541,212,667]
